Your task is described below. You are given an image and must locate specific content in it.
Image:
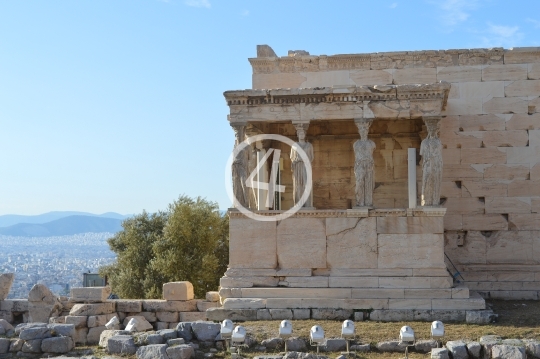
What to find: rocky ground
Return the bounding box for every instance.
[1,300,540,358]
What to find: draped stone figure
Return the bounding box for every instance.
[290,123,314,208]
[420,117,443,207]
[231,123,249,208]
[353,119,375,207]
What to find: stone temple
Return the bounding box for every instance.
[209,45,540,321]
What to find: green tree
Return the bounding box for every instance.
[99,195,228,299]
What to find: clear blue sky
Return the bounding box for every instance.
[0,0,538,215]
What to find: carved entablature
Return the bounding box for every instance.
[224,82,451,123]
[248,47,535,73]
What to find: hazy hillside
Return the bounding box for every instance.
[0,211,129,227]
[0,215,123,237]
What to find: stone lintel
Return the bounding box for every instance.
[227,208,446,219]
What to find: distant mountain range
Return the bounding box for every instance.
[0,211,130,237]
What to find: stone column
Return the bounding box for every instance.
[231,122,250,209]
[353,118,376,208]
[420,116,443,207]
[290,122,314,208]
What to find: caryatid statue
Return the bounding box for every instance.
[420,117,443,207]
[290,122,314,208]
[353,119,375,207]
[231,123,249,209]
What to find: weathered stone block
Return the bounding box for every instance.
[137,344,169,359]
[394,68,436,85]
[107,335,137,355]
[70,302,115,316]
[163,282,194,301]
[485,197,531,213]
[293,309,310,320]
[142,300,197,312]
[491,344,526,359]
[483,97,529,114]
[311,309,353,320]
[281,276,328,287]
[431,347,450,359]
[114,300,142,312]
[156,311,179,322]
[0,274,14,301]
[277,218,326,268]
[482,64,528,81]
[389,299,432,309]
[191,321,220,341]
[70,287,111,303]
[22,339,42,353]
[326,217,377,269]
[223,298,266,309]
[197,301,219,311]
[505,80,540,97]
[166,344,195,359]
[462,214,508,231]
[205,291,220,302]
[65,315,88,329]
[377,216,443,234]
[229,218,277,269]
[179,312,207,322]
[437,66,482,82]
[329,277,378,288]
[378,234,444,269]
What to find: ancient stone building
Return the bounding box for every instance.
[216,45,540,320]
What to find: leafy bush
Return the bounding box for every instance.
[100,195,228,298]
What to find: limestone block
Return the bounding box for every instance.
[240,288,351,299]
[326,217,377,269]
[70,302,115,316]
[393,68,436,85]
[196,301,219,311]
[461,180,507,197]
[444,215,463,230]
[179,311,207,321]
[444,198,484,215]
[462,214,508,230]
[218,287,241,299]
[351,288,404,299]
[379,277,430,288]
[459,81,505,99]
[440,131,483,149]
[482,64,528,81]
[437,66,482,82]
[484,130,529,147]
[229,218,277,269]
[491,345,526,359]
[70,287,111,303]
[378,234,445,269]
[444,98,483,116]
[443,164,483,180]
[442,149,460,166]
[458,114,506,131]
[412,268,449,276]
[506,113,540,130]
[107,335,137,355]
[461,147,506,164]
[222,298,266,309]
[452,287,470,299]
[370,309,413,322]
[87,326,106,345]
[505,147,540,164]
[114,300,142,312]
[205,308,257,321]
[0,274,14,300]
[377,216,443,234]
[88,314,110,328]
[138,311,157,322]
[509,214,540,230]
[142,300,197,312]
[277,218,326,269]
[65,316,87,329]
[22,339,42,353]
[432,297,485,310]
[253,73,306,90]
[485,197,531,213]
[220,276,279,288]
[389,299,432,309]
[225,268,277,277]
[508,180,540,196]
[303,70,351,87]
[531,63,540,79]
[441,181,462,198]
[312,309,353,321]
[532,197,540,213]
[504,48,540,64]
[328,277,378,288]
[163,282,194,301]
[484,164,530,180]
[530,130,540,147]
[280,276,328,287]
[350,69,392,85]
[403,289,452,299]
[505,80,540,97]
[156,311,178,322]
[483,97,529,114]
[205,291,220,302]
